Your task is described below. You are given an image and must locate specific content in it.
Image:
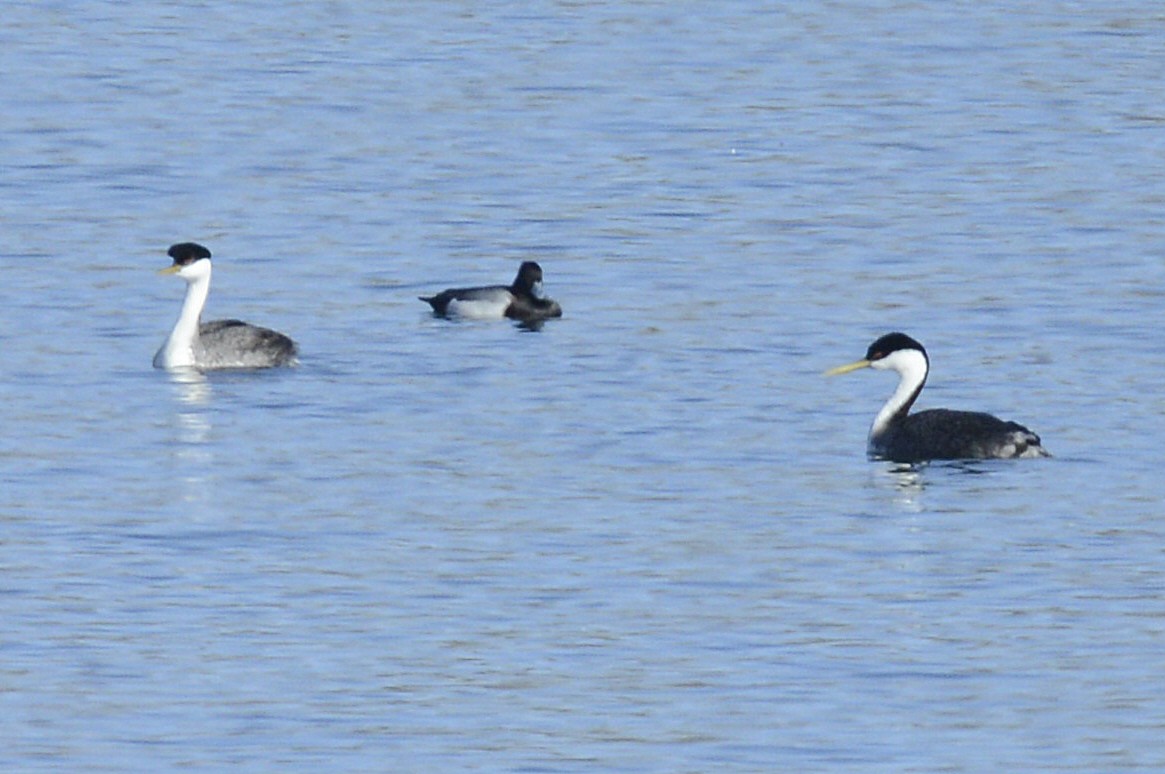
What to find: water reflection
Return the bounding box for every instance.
[874,458,1008,512]
[877,462,926,512]
[165,368,213,500]
[168,367,211,408]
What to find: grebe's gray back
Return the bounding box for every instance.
[826,332,1049,462]
[154,242,297,371]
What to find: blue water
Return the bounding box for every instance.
[3,2,1165,771]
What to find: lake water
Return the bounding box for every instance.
[3,1,1165,771]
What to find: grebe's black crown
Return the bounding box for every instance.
[865,332,926,362]
[168,242,212,265]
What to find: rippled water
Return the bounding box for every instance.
[3,2,1165,771]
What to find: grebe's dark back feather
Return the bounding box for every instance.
[197,320,298,369]
[873,408,1047,463]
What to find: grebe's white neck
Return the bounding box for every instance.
[154,260,212,369]
[868,347,928,441]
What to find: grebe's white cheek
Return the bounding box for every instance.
[531,280,544,299]
[875,348,927,377]
[179,260,212,282]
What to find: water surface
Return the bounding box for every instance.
[2,2,1165,771]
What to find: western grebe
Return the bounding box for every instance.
[826,332,1049,462]
[420,261,562,322]
[153,242,298,370]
